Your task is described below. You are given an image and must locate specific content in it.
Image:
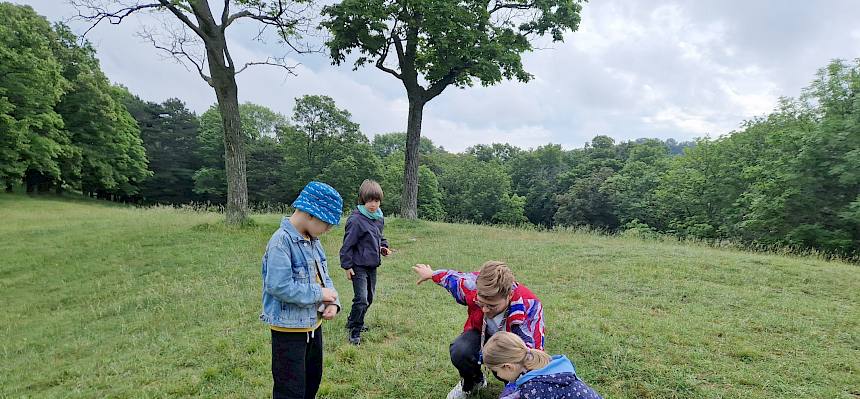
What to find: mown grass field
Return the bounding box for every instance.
[1,194,858,398]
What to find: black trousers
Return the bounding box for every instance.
[450,329,509,391]
[449,329,484,391]
[346,266,377,331]
[271,326,323,399]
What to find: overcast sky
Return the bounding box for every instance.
[14,0,860,151]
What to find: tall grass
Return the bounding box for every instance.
[1,194,857,398]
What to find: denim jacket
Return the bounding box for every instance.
[260,217,340,328]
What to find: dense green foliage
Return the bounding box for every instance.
[2,3,856,257]
[0,4,148,198]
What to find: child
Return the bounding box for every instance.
[482,332,603,399]
[260,181,343,399]
[412,261,545,399]
[340,179,391,345]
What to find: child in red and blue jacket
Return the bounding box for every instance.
[413,261,545,399]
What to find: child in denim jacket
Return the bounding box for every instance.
[260,181,343,399]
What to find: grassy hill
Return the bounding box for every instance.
[1,194,857,398]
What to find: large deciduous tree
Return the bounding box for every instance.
[73,0,315,224]
[322,0,585,219]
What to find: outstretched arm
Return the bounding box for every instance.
[412,264,475,306]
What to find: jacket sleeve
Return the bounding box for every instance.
[508,298,544,350]
[321,259,341,311]
[263,242,322,307]
[431,269,476,306]
[339,216,359,270]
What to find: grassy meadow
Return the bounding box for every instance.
[1,194,858,398]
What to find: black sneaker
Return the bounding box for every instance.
[348,329,361,345]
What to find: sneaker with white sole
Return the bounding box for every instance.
[446,378,487,399]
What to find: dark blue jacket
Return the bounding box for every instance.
[514,355,602,399]
[339,209,388,270]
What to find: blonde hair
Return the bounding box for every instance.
[482,332,551,371]
[476,261,515,299]
[358,179,384,204]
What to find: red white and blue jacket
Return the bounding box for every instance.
[431,269,545,350]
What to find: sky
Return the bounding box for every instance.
[13,0,860,152]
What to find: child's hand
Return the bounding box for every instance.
[412,264,434,285]
[345,268,355,280]
[321,304,338,320]
[321,287,338,303]
[380,247,392,256]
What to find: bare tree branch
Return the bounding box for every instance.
[374,34,402,80]
[224,10,252,28]
[489,1,538,14]
[70,1,162,37]
[223,45,235,69]
[375,59,402,80]
[235,57,300,76]
[222,1,322,54]
[425,64,469,101]
[221,0,230,28]
[155,0,207,39]
[139,26,213,86]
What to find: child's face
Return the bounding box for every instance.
[364,199,381,213]
[490,363,525,382]
[306,216,333,238]
[475,294,510,318]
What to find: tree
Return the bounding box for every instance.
[467,143,521,164]
[120,93,202,204]
[602,139,671,230]
[322,0,585,219]
[193,102,289,202]
[437,155,523,223]
[736,60,860,255]
[379,151,445,220]
[507,144,567,226]
[246,136,289,204]
[0,4,67,192]
[52,27,150,199]
[280,95,383,203]
[554,167,618,230]
[372,132,441,159]
[73,0,316,224]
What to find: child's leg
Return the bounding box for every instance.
[271,330,311,399]
[366,267,377,310]
[346,267,371,331]
[303,326,324,399]
[449,329,484,391]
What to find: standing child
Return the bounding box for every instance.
[412,261,545,399]
[482,332,603,399]
[340,179,391,345]
[260,181,343,399]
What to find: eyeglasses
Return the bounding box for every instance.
[475,296,506,310]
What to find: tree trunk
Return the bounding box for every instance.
[4,183,12,193]
[207,43,248,225]
[401,96,425,219]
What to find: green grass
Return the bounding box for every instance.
[1,193,858,398]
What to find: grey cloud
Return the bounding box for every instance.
[12,0,860,151]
